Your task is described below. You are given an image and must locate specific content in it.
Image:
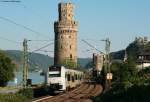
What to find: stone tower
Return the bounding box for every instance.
[54,2,78,67]
[93,53,103,71]
[93,53,104,76]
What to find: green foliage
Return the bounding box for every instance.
[110,58,137,85]
[111,60,124,82]
[61,59,77,68]
[145,42,150,49]
[19,88,33,99]
[126,42,143,60]
[0,51,15,87]
[111,50,125,60]
[111,40,150,61]
[85,61,93,68]
[0,93,27,102]
[94,58,150,102]
[94,84,150,102]
[93,39,150,102]
[6,50,53,71]
[78,58,92,68]
[0,88,33,102]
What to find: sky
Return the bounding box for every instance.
[0,0,150,58]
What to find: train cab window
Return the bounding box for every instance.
[49,74,60,77]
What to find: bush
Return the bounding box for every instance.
[19,88,33,99]
[0,94,27,102]
[0,51,16,87]
[0,88,33,102]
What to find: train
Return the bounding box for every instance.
[45,66,84,92]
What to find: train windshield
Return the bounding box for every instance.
[49,71,60,77]
[49,74,60,77]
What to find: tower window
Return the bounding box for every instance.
[60,45,63,49]
[60,36,63,39]
[70,54,72,58]
[70,45,72,49]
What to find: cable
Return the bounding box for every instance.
[28,40,54,42]
[38,50,54,52]
[0,16,50,38]
[0,0,21,2]
[31,42,54,53]
[81,39,104,54]
[0,36,21,44]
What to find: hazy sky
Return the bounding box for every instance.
[0,0,150,58]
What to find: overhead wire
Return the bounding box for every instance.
[0,16,50,39]
[0,35,21,44]
[30,42,54,53]
[81,39,104,54]
[28,40,54,42]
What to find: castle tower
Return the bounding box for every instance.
[54,2,78,67]
[93,53,104,77]
[93,53,103,71]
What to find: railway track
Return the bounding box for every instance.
[31,83,103,102]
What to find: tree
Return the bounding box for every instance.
[0,51,15,87]
[85,61,93,68]
[60,58,77,68]
[110,60,124,82]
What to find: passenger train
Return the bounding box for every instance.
[45,66,84,92]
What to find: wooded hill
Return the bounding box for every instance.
[4,50,92,71]
[111,38,150,61]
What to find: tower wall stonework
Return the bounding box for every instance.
[54,2,78,67]
[93,53,104,71]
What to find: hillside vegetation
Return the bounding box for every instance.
[94,37,150,102]
[5,50,92,71]
[111,39,150,61]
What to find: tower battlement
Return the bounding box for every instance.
[58,2,74,22]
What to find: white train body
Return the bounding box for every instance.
[45,66,84,91]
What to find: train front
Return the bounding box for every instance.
[46,66,66,91]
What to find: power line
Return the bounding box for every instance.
[0,36,21,44]
[28,40,54,42]
[0,0,21,2]
[38,50,54,52]
[0,16,50,38]
[81,39,104,54]
[31,42,54,53]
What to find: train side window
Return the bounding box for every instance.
[79,75,81,80]
[67,74,70,81]
[77,75,79,80]
[75,74,77,80]
[72,76,75,82]
[65,74,67,79]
